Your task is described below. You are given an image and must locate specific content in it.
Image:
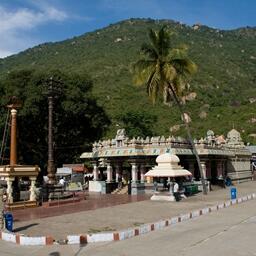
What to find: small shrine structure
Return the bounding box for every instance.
[145,153,191,201]
[0,98,40,209]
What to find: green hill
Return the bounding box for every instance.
[0,18,255,142]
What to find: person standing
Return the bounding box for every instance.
[173,180,180,202]
[59,177,65,186]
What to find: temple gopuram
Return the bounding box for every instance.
[80,129,252,195]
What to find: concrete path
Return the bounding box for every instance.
[82,195,256,256]
[12,181,256,240]
[1,188,256,255]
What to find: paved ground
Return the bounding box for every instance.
[82,197,256,256]
[1,188,256,256]
[11,181,256,240]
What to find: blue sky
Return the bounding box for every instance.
[0,0,255,58]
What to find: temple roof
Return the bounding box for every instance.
[80,129,251,159]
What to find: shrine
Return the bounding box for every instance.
[0,98,40,209]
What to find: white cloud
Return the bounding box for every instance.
[0,4,68,58]
[43,6,68,21]
[0,49,13,58]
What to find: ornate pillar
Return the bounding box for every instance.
[169,180,174,196]
[0,188,4,229]
[10,109,18,166]
[29,177,37,201]
[217,161,223,177]
[92,161,99,181]
[200,161,207,180]
[106,162,113,182]
[140,164,146,183]
[47,94,55,184]
[6,177,14,204]
[200,161,208,191]
[131,163,138,183]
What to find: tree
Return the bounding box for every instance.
[132,26,207,194]
[117,110,157,138]
[0,69,110,179]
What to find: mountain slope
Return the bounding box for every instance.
[0,18,255,142]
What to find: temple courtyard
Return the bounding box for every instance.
[11,180,256,241]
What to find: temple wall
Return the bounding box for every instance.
[227,156,252,182]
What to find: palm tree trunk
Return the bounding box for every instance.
[168,84,208,195]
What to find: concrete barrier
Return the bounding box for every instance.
[0,193,255,246]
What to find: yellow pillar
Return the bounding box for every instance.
[10,109,17,166]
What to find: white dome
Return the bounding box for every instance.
[145,153,191,178]
[227,129,240,138]
[156,153,180,164]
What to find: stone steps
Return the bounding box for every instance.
[6,200,37,210]
[111,185,128,195]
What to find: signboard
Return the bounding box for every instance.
[56,167,72,176]
[66,182,83,191]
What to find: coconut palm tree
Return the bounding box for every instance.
[133,26,207,195]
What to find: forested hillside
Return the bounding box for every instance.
[0,18,255,144]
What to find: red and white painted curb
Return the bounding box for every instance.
[1,192,255,246]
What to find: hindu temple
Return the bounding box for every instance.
[80,128,252,195]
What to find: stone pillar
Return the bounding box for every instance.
[106,162,113,182]
[217,161,223,177]
[200,162,207,180]
[6,177,14,204]
[10,109,18,166]
[188,162,195,177]
[0,189,4,229]
[29,177,37,201]
[92,161,99,181]
[200,161,209,191]
[131,163,138,183]
[169,181,174,196]
[140,164,146,183]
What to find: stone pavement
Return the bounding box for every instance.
[11,181,256,240]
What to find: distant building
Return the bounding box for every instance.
[246,145,256,171]
[57,164,91,184]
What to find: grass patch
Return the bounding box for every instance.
[133,222,144,227]
[87,226,116,234]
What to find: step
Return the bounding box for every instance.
[6,201,37,210]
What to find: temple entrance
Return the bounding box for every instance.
[211,161,218,184]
